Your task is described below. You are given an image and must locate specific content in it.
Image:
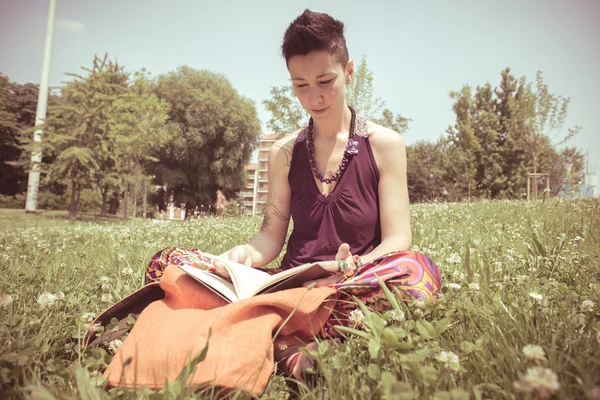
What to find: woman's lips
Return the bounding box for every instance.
[311,107,328,114]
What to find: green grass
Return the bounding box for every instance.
[0,198,599,399]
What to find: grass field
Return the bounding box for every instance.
[0,198,599,399]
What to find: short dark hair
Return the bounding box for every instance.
[281,9,349,67]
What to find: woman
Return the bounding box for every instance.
[146,9,441,381]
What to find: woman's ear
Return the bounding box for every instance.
[345,59,354,84]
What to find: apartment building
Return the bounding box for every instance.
[239,134,283,215]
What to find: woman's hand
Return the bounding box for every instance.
[213,245,254,279]
[302,243,358,288]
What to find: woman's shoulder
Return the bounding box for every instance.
[364,120,406,151]
[268,129,304,168]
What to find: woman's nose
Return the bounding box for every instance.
[309,87,323,104]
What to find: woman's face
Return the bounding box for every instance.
[287,50,352,120]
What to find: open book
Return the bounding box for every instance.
[178,253,330,303]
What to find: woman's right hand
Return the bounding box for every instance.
[213,245,254,279]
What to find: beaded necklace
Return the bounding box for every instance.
[306,106,359,184]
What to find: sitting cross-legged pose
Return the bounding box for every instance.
[145,9,441,382]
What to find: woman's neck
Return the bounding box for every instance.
[312,104,352,142]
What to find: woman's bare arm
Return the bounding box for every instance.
[219,134,297,268]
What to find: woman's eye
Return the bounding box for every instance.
[319,79,333,85]
[296,84,308,88]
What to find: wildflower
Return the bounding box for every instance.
[37,293,56,308]
[81,312,95,323]
[522,344,546,361]
[446,253,461,265]
[414,309,424,317]
[349,309,365,328]
[468,282,480,292]
[121,267,133,275]
[85,322,101,333]
[513,367,560,399]
[581,300,595,312]
[529,292,543,301]
[494,282,503,289]
[447,283,462,290]
[101,293,113,303]
[277,341,288,351]
[54,291,65,300]
[108,338,123,355]
[0,294,13,308]
[436,351,461,372]
[390,309,405,322]
[101,283,110,291]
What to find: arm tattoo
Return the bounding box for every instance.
[260,203,290,231]
[272,142,294,167]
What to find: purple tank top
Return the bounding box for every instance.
[281,115,381,269]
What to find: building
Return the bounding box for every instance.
[239,134,283,216]
[240,163,257,215]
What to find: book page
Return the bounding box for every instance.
[240,262,331,299]
[178,264,239,303]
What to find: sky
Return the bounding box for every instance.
[1,0,598,173]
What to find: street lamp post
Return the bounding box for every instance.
[25,0,57,214]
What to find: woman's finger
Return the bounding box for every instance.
[302,274,344,288]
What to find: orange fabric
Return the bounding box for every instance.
[104,266,337,395]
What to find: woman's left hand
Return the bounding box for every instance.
[302,243,358,288]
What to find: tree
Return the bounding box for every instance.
[110,69,171,218]
[262,56,411,134]
[153,66,261,211]
[44,55,130,220]
[406,138,450,202]
[0,76,45,197]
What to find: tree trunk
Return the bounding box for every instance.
[109,192,119,215]
[142,179,148,219]
[100,186,108,217]
[122,181,129,219]
[132,178,138,219]
[69,180,78,221]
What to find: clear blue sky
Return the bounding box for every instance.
[1,0,598,173]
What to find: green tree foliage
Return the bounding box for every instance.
[153,66,261,210]
[0,75,44,196]
[446,68,583,200]
[44,55,130,219]
[262,56,411,134]
[406,138,450,203]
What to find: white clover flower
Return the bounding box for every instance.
[121,267,133,276]
[54,291,65,300]
[529,292,543,301]
[581,300,595,312]
[108,338,123,355]
[101,283,110,291]
[349,309,365,328]
[447,283,462,290]
[0,294,13,308]
[101,293,113,303]
[390,309,405,322]
[494,282,503,289]
[81,312,95,323]
[446,253,461,265]
[522,344,546,361]
[37,293,56,308]
[85,322,101,333]
[436,351,461,372]
[513,367,560,399]
[468,282,480,291]
[277,341,288,351]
